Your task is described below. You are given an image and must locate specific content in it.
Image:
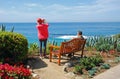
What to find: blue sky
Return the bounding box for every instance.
[0,0,120,22]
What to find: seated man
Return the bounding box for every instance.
[77,31,84,40]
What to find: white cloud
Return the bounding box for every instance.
[0,10,4,14]
[24,3,38,7]
[48,0,120,22]
[95,0,120,11]
[0,0,120,22]
[46,4,71,10]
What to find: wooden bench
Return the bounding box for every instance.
[49,38,86,65]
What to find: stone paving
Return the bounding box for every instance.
[93,64,120,79]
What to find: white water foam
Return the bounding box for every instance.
[56,35,87,39]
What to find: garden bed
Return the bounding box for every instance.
[65,51,120,79]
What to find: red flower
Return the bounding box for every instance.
[0,63,32,78]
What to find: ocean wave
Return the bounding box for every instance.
[56,35,87,39]
[50,33,74,35]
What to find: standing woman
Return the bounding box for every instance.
[36,18,49,58]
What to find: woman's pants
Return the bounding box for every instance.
[39,39,47,56]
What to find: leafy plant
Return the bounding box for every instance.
[88,70,95,77]
[100,63,110,69]
[116,42,120,52]
[0,31,28,64]
[0,24,14,32]
[86,36,119,53]
[10,26,14,32]
[80,57,95,70]
[90,54,103,66]
[74,55,104,75]
[94,37,117,52]
[78,55,104,70]
[113,34,120,38]
[28,43,39,55]
[74,65,84,74]
[88,67,98,77]
[114,56,120,63]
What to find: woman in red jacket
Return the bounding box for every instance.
[36,18,49,58]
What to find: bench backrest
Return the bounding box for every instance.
[59,38,86,54]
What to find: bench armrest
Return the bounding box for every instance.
[49,45,60,49]
[49,45,60,52]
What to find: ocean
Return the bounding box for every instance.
[0,22,120,45]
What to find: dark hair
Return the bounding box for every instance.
[77,31,82,35]
[37,18,43,24]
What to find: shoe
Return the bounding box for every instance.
[40,54,43,59]
[43,55,48,59]
[68,54,72,58]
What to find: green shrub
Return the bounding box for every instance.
[100,63,110,69]
[86,36,120,53]
[28,43,39,55]
[77,54,103,70]
[115,56,120,63]
[79,57,96,70]
[116,42,120,52]
[0,31,28,64]
[74,65,84,74]
[28,41,51,56]
[74,55,104,75]
[113,34,120,38]
[95,37,115,52]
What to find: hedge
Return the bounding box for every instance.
[0,31,28,64]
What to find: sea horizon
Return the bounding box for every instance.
[0,21,120,23]
[0,22,120,44]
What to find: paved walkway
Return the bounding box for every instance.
[31,57,68,79]
[93,64,120,79]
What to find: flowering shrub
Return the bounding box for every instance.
[0,63,32,79]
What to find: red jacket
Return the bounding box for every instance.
[36,24,49,40]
